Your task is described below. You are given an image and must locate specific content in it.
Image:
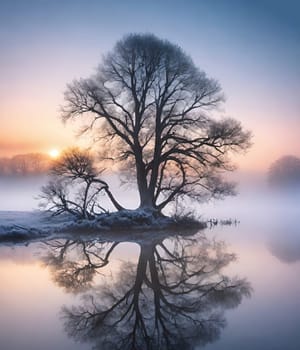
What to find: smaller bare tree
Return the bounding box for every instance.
[39,147,124,219]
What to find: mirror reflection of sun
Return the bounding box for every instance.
[48,148,60,159]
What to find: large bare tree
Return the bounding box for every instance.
[62,33,251,212]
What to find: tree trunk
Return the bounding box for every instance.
[139,190,153,209]
[135,147,154,209]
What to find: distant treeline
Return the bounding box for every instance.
[268,155,300,188]
[0,153,52,176]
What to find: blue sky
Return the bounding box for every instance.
[0,0,299,170]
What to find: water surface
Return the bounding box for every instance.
[1,181,300,349]
[1,213,300,349]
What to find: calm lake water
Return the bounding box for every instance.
[0,178,300,349]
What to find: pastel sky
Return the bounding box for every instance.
[0,0,299,171]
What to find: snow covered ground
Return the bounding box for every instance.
[0,209,205,244]
[0,211,72,242]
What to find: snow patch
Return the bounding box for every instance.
[0,210,205,243]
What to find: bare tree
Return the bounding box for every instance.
[40,147,124,219]
[62,33,251,212]
[268,155,300,188]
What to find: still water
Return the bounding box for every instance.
[0,179,300,349]
[1,214,300,349]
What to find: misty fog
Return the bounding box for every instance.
[1,172,299,232]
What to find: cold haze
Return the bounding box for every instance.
[1,1,300,350]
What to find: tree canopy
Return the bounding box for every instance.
[61,33,251,213]
[268,155,300,188]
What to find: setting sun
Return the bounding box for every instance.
[48,148,60,159]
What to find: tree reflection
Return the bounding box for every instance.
[42,232,251,349]
[41,239,119,293]
[268,225,300,264]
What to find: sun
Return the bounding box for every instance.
[48,148,60,159]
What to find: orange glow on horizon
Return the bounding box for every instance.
[48,148,60,159]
